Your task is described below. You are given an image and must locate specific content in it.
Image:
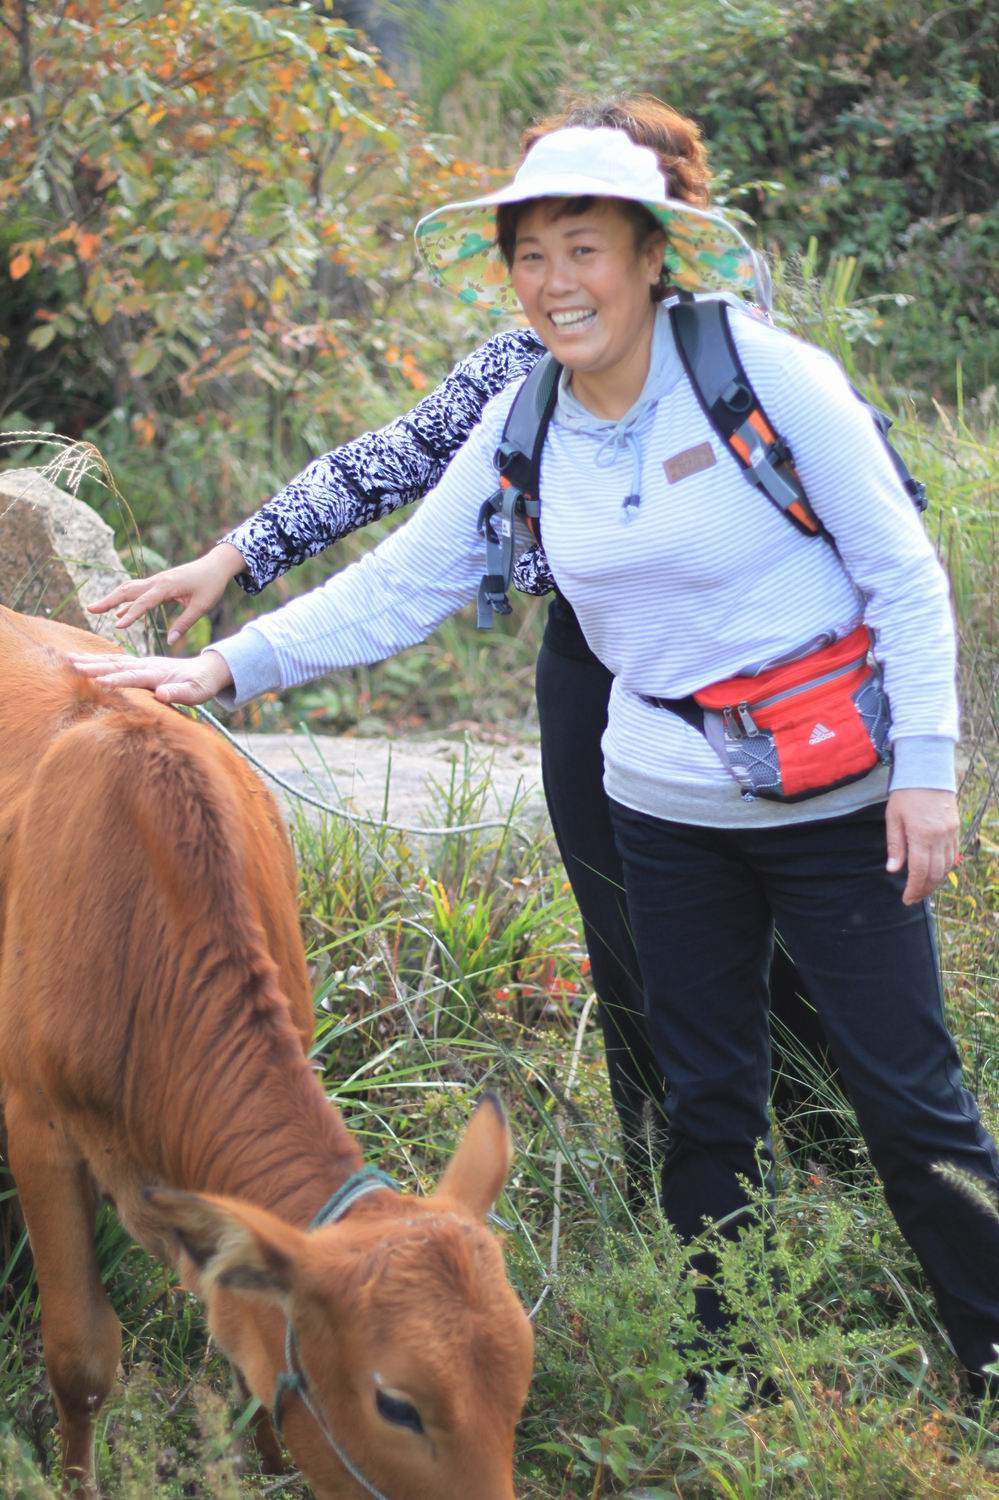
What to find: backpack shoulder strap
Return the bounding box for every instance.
[671,296,927,536]
[477,353,561,629]
[668,296,825,538]
[847,385,928,514]
[498,351,561,501]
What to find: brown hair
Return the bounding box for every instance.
[522,95,710,207]
[495,95,711,300]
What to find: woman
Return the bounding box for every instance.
[89,99,847,1194]
[78,110,999,1391]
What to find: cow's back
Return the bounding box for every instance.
[0,607,314,1145]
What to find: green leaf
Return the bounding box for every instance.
[27,323,57,350]
[129,342,163,377]
[91,291,116,326]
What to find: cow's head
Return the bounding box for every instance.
[147,1095,533,1499]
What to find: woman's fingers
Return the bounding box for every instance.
[87,579,148,614]
[70,653,176,690]
[88,553,239,636]
[886,789,960,905]
[902,840,932,906]
[885,798,907,877]
[90,577,181,629]
[165,598,213,645]
[69,649,232,707]
[113,584,173,630]
[69,653,133,674]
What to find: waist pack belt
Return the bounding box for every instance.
[644,624,892,803]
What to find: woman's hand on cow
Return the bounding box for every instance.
[70,649,234,706]
[86,543,247,644]
[885,788,960,906]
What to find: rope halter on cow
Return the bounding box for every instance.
[272,1166,400,1500]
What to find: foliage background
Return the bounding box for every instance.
[0,0,482,624]
[405,0,997,394]
[1,0,995,630]
[1,3,998,1496]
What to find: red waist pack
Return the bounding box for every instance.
[689,624,892,802]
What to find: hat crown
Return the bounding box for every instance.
[513,125,667,204]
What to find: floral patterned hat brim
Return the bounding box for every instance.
[414,197,771,316]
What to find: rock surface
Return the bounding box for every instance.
[221,729,545,831]
[0,468,150,651]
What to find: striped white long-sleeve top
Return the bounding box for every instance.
[213,304,957,827]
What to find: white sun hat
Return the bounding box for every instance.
[414,125,771,317]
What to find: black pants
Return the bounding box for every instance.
[608,796,999,1377]
[535,595,844,1189]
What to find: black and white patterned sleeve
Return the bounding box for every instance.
[512,543,555,596]
[222,328,546,594]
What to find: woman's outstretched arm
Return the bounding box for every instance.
[87,328,544,640]
[223,328,544,593]
[74,382,526,707]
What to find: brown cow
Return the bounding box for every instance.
[0,605,533,1499]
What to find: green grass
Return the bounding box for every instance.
[2,745,998,1497]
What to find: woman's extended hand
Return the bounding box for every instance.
[86,543,247,644]
[70,649,234,707]
[885,789,960,905]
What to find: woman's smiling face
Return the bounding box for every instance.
[509,196,665,413]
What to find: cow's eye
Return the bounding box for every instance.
[375,1389,424,1434]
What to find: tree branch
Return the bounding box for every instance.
[72,43,296,157]
[48,0,72,39]
[216,182,252,252]
[16,0,33,121]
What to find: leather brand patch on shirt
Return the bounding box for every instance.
[664,442,717,484]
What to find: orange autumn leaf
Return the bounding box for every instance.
[131,414,156,447]
[401,351,427,390]
[76,231,100,260]
[9,252,31,280]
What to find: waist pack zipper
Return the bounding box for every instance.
[717,652,870,739]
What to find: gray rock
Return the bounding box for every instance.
[0,468,150,651]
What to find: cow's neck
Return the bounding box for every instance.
[151,1001,364,1229]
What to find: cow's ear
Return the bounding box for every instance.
[433,1092,512,1219]
[143,1187,304,1304]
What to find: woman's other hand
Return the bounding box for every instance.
[86,543,247,644]
[886,789,960,905]
[70,649,233,707]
